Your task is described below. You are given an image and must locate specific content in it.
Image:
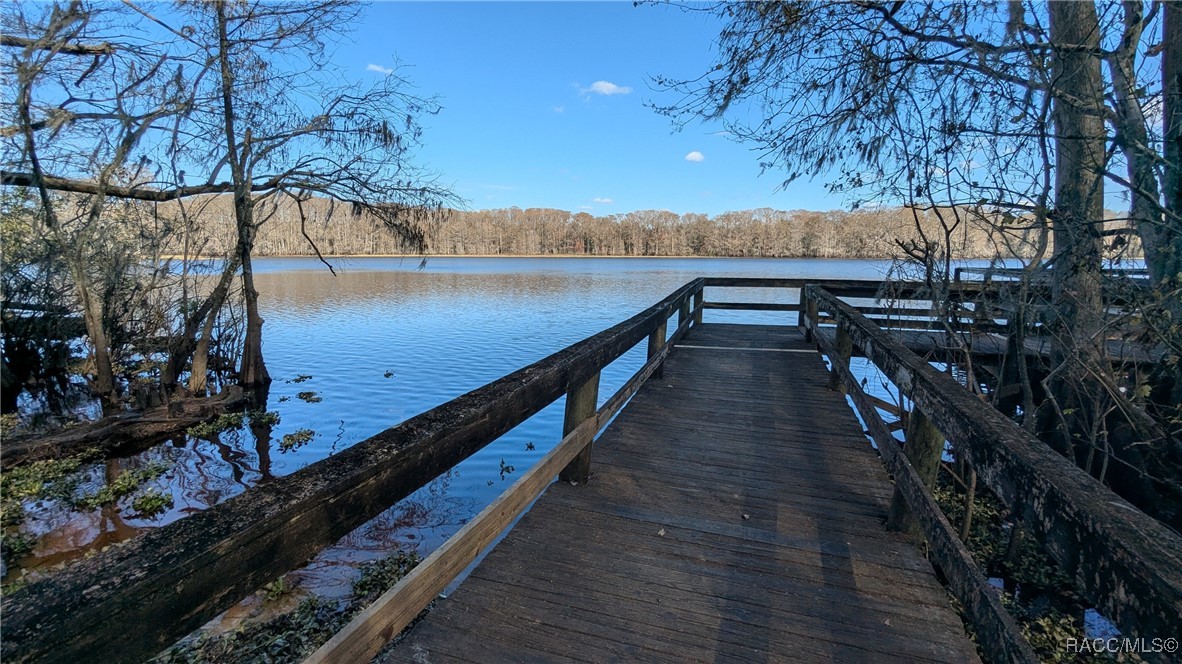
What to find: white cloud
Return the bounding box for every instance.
[366,63,394,75]
[579,205,593,210]
[593,197,613,204]
[553,105,565,113]
[685,151,705,162]
[581,80,632,96]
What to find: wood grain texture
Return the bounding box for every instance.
[382,324,979,663]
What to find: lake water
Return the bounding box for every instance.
[11,257,901,598]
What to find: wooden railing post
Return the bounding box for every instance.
[692,289,704,326]
[558,372,601,484]
[802,291,818,342]
[648,317,668,380]
[678,296,691,330]
[886,407,945,537]
[826,322,853,393]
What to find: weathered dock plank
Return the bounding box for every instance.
[381,323,979,663]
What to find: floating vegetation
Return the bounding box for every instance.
[296,392,322,404]
[279,429,315,452]
[498,458,515,481]
[1,454,171,564]
[352,551,421,600]
[247,409,281,427]
[2,456,89,562]
[75,463,169,510]
[525,442,535,451]
[262,577,292,602]
[186,412,246,439]
[155,596,348,664]
[131,488,174,519]
[287,374,314,384]
[277,396,291,403]
[383,370,395,378]
[156,550,421,664]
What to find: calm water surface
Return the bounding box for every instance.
[12,257,896,598]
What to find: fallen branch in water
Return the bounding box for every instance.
[1,387,247,469]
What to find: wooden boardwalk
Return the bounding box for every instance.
[382,323,978,663]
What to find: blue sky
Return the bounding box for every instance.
[334,2,842,215]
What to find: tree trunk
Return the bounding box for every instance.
[237,220,270,387]
[1108,2,1165,272]
[76,273,119,412]
[162,254,242,393]
[1042,0,1108,461]
[215,0,270,389]
[1162,0,1182,404]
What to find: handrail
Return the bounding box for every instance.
[802,293,1037,663]
[802,284,1182,652]
[305,298,699,663]
[1,280,706,664]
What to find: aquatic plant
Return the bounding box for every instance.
[279,429,315,452]
[248,409,281,427]
[352,551,421,600]
[75,463,169,510]
[295,392,322,404]
[131,488,174,519]
[186,413,246,439]
[156,549,422,664]
[1,454,171,564]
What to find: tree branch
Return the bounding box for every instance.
[0,34,114,55]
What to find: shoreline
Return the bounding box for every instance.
[161,253,924,261]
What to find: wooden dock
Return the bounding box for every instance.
[7,278,1179,664]
[380,323,979,663]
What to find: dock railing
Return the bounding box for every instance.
[801,283,1182,664]
[6,276,1178,664]
[4,280,711,663]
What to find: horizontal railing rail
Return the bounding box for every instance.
[9,274,1168,663]
[1,280,707,664]
[306,293,702,663]
[801,284,1182,663]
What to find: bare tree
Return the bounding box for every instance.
[2,0,192,410]
[651,0,1181,523]
[3,0,455,399]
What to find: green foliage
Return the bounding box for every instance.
[247,409,281,427]
[0,413,22,438]
[295,392,322,403]
[1,457,86,517]
[1,531,36,562]
[187,412,246,439]
[156,550,421,664]
[351,550,421,600]
[1007,600,1087,664]
[75,463,169,510]
[278,429,315,452]
[155,596,349,664]
[262,577,292,602]
[933,473,1094,661]
[130,488,174,519]
[287,374,313,384]
[1,453,170,564]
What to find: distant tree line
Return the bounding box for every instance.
[176,197,1062,259]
